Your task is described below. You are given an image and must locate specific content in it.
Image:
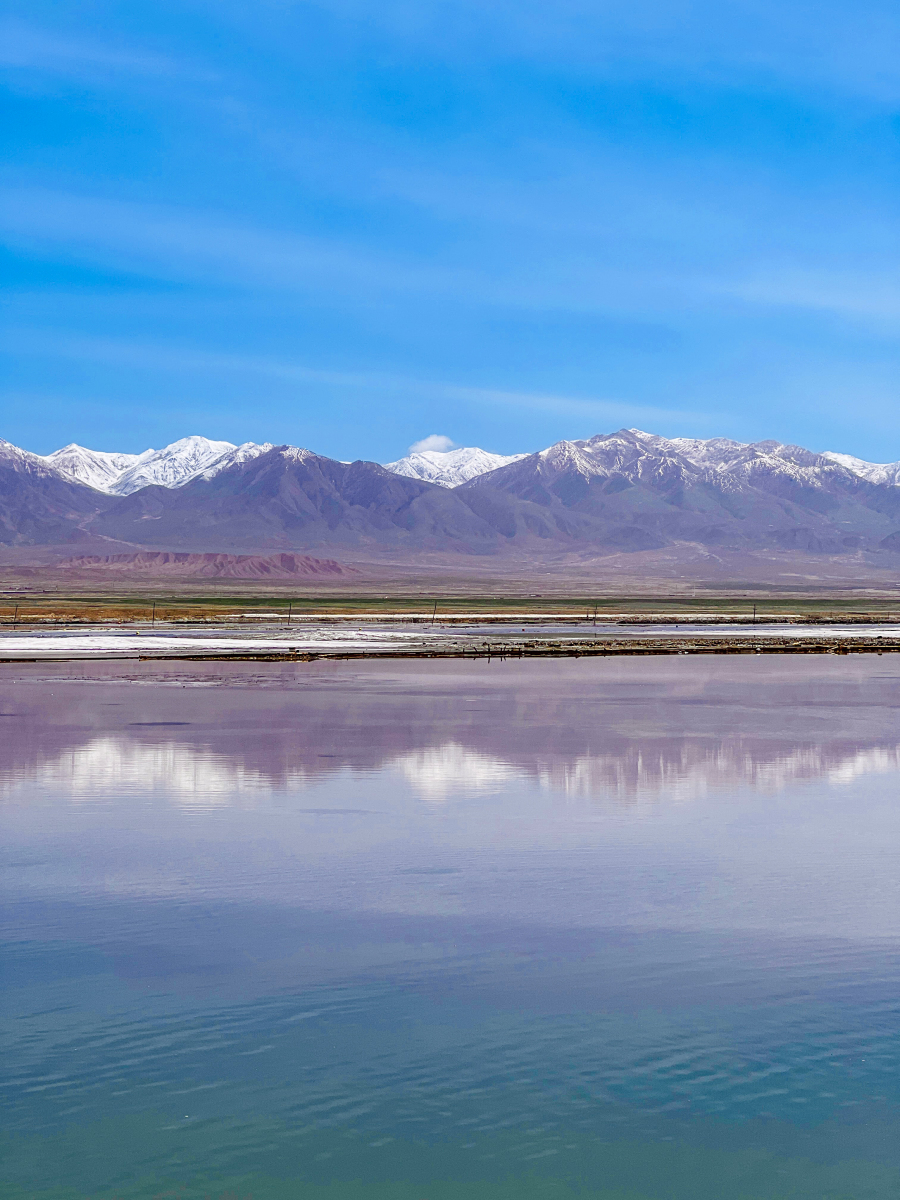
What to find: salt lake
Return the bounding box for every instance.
[3,656,900,1199]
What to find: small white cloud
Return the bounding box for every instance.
[409,434,457,454]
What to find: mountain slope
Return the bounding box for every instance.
[459,428,900,553]
[43,445,148,491]
[6,428,900,559]
[110,436,239,494]
[0,440,109,546]
[822,451,900,487]
[86,446,504,553]
[37,436,274,496]
[180,441,274,485]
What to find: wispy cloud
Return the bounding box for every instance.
[717,270,900,327]
[6,178,897,339]
[2,329,715,432]
[5,1,899,459]
[0,20,199,80]
[0,184,689,318]
[435,381,710,429]
[302,0,900,105]
[0,186,434,294]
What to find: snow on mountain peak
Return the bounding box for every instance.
[16,429,900,501]
[43,444,150,491]
[0,438,63,478]
[182,441,275,485]
[822,451,900,487]
[110,436,237,495]
[539,439,609,475]
[30,436,275,495]
[384,446,527,487]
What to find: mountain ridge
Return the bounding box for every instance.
[38,436,275,495]
[20,429,900,494]
[5,429,900,563]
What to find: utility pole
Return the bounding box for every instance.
[287,600,292,627]
[431,600,437,625]
[151,601,156,626]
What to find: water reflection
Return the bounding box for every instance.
[5,731,900,805]
[533,739,900,800]
[2,656,900,803]
[391,742,523,799]
[7,656,900,1199]
[17,737,289,801]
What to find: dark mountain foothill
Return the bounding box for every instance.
[58,551,356,579]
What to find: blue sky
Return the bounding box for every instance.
[2,0,899,462]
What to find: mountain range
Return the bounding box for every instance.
[42,436,274,494]
[5,428,900,565]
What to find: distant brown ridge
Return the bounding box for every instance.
[58,551,356,578]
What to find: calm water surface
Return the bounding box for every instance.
[3,656,900,1199]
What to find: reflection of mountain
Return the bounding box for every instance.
[22,737,310,803]
[391,743,524,799]
[7,732,900,807]
[2,659,900,803]
[533,741,900,801]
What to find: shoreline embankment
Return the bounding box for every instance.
[3,619,900,660]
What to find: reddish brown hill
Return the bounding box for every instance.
[58,551,356,578]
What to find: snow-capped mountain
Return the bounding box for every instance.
[623,430,900,488]
[182,440,275,485]
[0,437,117,544]
[452,427,900,554]
[33,430,900,497]
[384,446,527,487]
[1,437,57,475]
[484,427,867,493]
[515,428,889,495]
[110,436,240,494]
[8,426,900,561]
[821,451,900,487]
[34,436,273,495]
[43,444,149,491]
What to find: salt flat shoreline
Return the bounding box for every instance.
[3,620,900,660]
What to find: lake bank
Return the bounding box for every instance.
[3,618,900,659]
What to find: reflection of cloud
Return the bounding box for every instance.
[390,743,524,800]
